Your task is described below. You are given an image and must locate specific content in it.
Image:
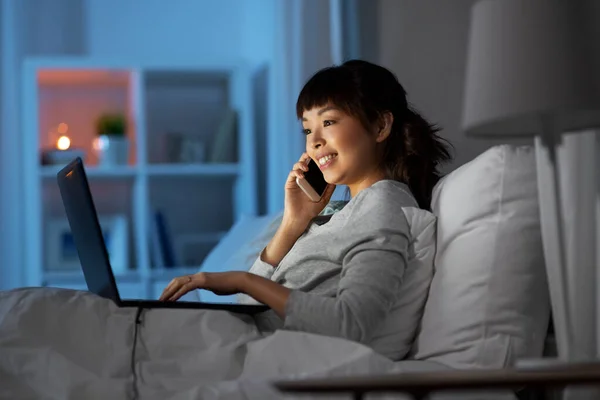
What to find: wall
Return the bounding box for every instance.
[0,1,5,290]
[376,0,531,172]
[86,0,276,216]
[86,0,244,60]
[241,0,337,212]
[1,0,88,289]
[240,0,276,215]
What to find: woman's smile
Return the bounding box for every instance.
[316,153,337,170]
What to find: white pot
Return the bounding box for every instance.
[95,135,129,166]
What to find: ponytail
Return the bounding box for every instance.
[381,107,453,211]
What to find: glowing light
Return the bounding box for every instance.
[57,123,69,134]
[56,135,71,150]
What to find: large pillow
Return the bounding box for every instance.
[199,212,283,273]
[200,202,351,279]
[198,213,282,302]
[409,145,551,369]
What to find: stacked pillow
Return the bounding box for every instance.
[409,145,551,369]
[198,212,282,303]
[199,201,350,281]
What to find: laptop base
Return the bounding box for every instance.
[119,299,269,314]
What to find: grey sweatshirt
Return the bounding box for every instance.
[238,180,419,359]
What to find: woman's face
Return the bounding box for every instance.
[301,104,387,197]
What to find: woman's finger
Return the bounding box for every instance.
[293,161,309,172]
[286,167,305,183]
[159,284,178,301]
[160,276,187,301]
[169,282,193,302]
[164,279,177,292]
[298,152,310,163]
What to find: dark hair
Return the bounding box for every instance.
[296,59,453,211]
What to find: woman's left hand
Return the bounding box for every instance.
[159,271,248,302]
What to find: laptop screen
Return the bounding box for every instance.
[56,158,121,303]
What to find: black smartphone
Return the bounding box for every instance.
[296,158,328,202]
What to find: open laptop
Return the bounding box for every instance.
[56,157,269,315]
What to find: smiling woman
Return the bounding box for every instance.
[162,59,452,361]
[300,103,387,198]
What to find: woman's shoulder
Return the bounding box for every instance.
[355,180,418,210]
[340,180,418,227]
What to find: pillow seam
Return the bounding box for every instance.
[479,148,507,367]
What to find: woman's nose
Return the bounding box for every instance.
[309,135,324,149]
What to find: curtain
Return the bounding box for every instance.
[0,0,24,290]
[266,0,336,212]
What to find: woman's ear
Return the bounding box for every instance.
[375,112,394,143]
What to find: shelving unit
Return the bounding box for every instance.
[21,57,259,300]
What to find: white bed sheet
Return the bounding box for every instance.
[0,287,517,400]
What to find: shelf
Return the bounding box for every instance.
[39,164,238,179]
[40,165,138,179]
[175,231,227,244]
[37,69,131,87]
[22,57,259,297]
[146,163,239,177]
[43,269,141,283]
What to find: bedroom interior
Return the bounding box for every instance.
[1,0,600,399]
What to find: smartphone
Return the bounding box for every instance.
[296,158,328,202]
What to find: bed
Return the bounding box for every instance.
[0,145,553,400]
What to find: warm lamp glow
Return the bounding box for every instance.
[57,122,68,134]
[56,135,71,150]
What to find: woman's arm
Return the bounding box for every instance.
[281,190,411,344]
[238,217,314,304]
[239,272,290,316]
[259,152,335,268]
[260,218,310,267]
[159,269,291,316]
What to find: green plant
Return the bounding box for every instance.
[95,113,127,136]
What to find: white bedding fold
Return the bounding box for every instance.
[0,287,517,400]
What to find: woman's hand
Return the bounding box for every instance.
[257,153,335,267]
[159,271,292,317]
[284,152,335,227]
[159,271,247,302]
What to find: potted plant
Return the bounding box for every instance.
[94,113,129,166]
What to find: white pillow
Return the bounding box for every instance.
[199,212,282,274]
[382,206,436,359]
[198,212,282,302]
[409,145,551,369]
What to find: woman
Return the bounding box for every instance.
[160,59,452,360]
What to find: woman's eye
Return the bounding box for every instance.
[302,128,311,135]
[323,120,335,127]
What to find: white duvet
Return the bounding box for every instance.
[0,288,517,400]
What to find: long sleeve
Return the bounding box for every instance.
[246,248,276,280]
[235,249,276,304]
[282,192,411,344]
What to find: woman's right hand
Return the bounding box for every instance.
[259,154,334,268]
[283,153,335,229]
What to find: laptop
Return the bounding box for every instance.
[56,157,269,315]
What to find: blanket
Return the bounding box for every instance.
[0,288,517,400]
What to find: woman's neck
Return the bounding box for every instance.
[347,170,388,198]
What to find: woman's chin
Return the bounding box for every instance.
[323,173,344,187]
